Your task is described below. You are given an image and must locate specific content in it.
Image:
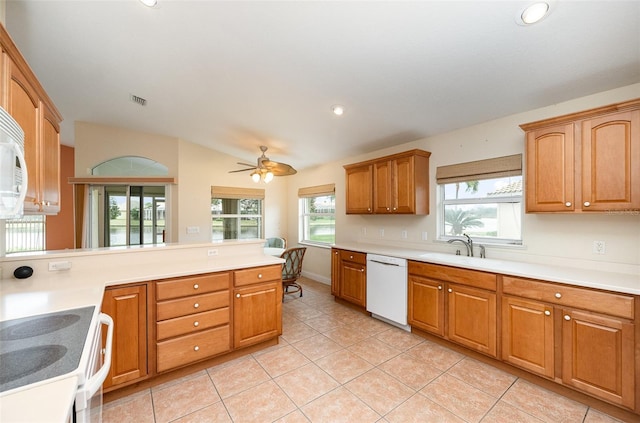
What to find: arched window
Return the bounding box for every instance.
[92,156,168,176]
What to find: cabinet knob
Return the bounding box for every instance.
[368,208,371,212]
[565,202,572,207]
[194,321,199,327]
[194,346,200,351]
[386,207,390,211]
[194,303,199,308]
[583,201,591,207]
[236,293,241,298]
[193,284,199,289]
[258,273,262,279]
[360,268,365,272]
[544,310,551,316]
[554,292,562,299]
[393,207,397,211]
[350,255,353,259]
[564,315,571,321]
[438,285,442,290]
[448,288,453,293]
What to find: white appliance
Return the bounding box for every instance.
[0,106,27,218]
[74,313,113,423]
[366,254,410,331]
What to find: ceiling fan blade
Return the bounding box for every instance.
[228,168,254,173]
[236,162,256,167]
[263,161,297,176]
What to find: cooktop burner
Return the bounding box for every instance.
[0,306,95,393]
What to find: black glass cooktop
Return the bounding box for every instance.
[0,306,95,393]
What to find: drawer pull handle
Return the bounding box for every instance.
[565,202,572,207]
[236,293,241,298]
[448,288,453,293]
[564,315,571,321]
[584,201,591,207]
[194,346,200,351]
[258,274,263,279]
[438,285,442,290]
[544,310,551,316]
[554,293,562,299]
[194,284,199,289]
[194,303,199,308]
[194,321,199,327]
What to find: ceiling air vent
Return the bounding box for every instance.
[130,94,147,106]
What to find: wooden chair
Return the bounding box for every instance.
[265,237,286,249]
[280,247,306,299]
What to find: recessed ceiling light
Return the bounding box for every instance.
[139,0,157,7]
[332,105,345,116]
[517,2,550,25]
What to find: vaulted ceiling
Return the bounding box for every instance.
[6,1,640,170]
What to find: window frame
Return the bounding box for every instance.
[298,184,336,247]
[211,186,265,241]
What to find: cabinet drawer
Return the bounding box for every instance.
[156,272,230,300]
[409,261,497,291]
[339,250,366,265]
[234,265,281,287]
[502,276,634,320]
[156,307,230,341]
[156,326,230,372]
[157,291,229,321]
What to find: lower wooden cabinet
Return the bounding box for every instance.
[331,249,366,308]
[101,284,148,390]
[408,275,444,336]
[447,283,496,357]
[233,265,282,349]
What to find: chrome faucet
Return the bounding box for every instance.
[463,233,473,257]
[448,237,472,256]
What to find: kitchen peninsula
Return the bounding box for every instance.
[0,240,284,422]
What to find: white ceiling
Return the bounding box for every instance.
[5,1,640,170]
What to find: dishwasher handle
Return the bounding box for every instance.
[368,259,402,267]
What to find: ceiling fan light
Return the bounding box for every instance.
[332,105,345,116]
[519,2,549,25]
[251,171,261,183]
[264,171,274,183]
[139,0,158,7]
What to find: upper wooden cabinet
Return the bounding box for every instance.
[344,149,431,215]
[521,99,640,213]
[0,24,62,214]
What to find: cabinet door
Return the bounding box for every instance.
[373,160,392,213]
[331,248,341,296]
[561,308,634,408]
[447,284,496,357]
[101,284,148,390]
[501,296,554,378]
[393,155,416,214]
[581,110,640,211]
[345,164,373,214]
[233,281,281,349]
[7,58,40,212]
[525,123,575,212]
[40,105,60,214]
[408,275,444,336]
[340,260,366,307]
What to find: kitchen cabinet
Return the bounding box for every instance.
[502,275,635,409]
[233,265,282,349]
[344,149,431,215]
[101,284,148,390]
[0,25,62,214]
[155,272,231,372]
[408,261,497,357]
[331,249,366,308]
[521,99,640,213]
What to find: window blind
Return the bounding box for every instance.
[436,154,522,184]
[211,186,265,199]
[298,183,335,198]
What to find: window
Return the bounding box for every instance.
[211,186,264,241]
[299,184,335,246]
[5,215,45,253]
[437,155,522,245]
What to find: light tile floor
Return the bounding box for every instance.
[103,278,631,423]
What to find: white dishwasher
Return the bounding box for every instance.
[366,254,410,331]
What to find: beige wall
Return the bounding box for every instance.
[290,83,640,283]
[74,122,288,244]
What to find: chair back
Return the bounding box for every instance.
[265,237,286,249]
[280,247,306,282]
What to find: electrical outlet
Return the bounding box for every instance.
[379,228,385,237]
[401,230,408,239]
[361,227,367,237]
[207,249,218,256]
[421,231,428,241]
[49,261,72,271]
[592,240,606,255]
[186,226,200,234]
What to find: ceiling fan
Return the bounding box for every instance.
[229,146,297,182]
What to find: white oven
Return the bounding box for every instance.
[74,313,113,423]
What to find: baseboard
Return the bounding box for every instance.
[301,270,330,285]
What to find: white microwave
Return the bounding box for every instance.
[0,106,27,219]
